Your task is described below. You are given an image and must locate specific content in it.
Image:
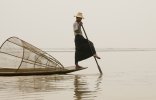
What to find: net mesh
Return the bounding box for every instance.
[0,37,64,71]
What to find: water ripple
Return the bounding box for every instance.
[0,74,103,100]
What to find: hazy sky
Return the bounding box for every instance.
[0,0,156,48]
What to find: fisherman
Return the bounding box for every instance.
[73,12,100,69]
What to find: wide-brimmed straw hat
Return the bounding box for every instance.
[74,12,84,19]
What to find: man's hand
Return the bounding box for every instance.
[79,22,83,26]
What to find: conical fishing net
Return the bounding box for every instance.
[0,37,64,72]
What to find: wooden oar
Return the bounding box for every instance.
[81,25,103,74]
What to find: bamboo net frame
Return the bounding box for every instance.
[0,37,64,72]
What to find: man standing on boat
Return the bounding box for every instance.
[73,12,100,69]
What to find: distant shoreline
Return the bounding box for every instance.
[43,48,156,52]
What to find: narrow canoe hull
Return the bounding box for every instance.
[0,66,87,76]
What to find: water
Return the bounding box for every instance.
[0,50,156,100]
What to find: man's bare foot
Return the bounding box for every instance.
[75,64,83,69]
[94,55,101,59]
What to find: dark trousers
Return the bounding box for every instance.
[75,35,96,64]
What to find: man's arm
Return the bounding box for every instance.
[74,22,82,33]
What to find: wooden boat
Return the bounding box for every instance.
[0,37,87,76]
[0,66,87,76]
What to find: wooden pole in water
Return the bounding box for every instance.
[81,25,103,74]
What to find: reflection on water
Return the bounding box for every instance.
[0,74,103,100]
[17,75,74,93]
[74,74,102,100]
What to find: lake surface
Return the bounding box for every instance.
[0,50,156,100]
